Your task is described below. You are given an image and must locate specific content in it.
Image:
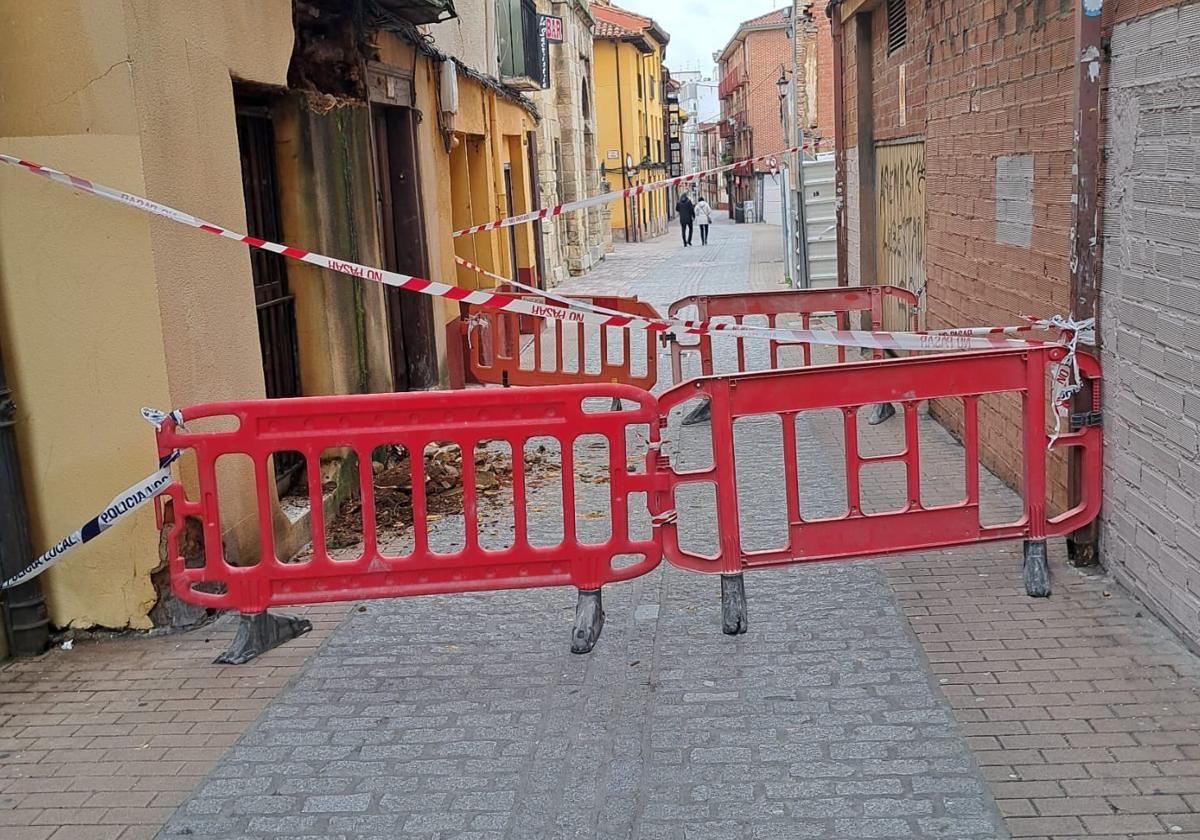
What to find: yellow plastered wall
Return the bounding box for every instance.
[593,37,668,237]
[0,0,293,628]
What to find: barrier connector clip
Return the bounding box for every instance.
[1071,410,1103,430]
[650,509,678,528]
[141,407,185,432]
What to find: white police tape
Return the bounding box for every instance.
[0,409,184,590]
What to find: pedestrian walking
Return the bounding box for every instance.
[695,196,713,245]
[675,193,695,247]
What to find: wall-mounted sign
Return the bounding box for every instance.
[607,150,620,160]
[536,15,561,90]
[541,15,564,43]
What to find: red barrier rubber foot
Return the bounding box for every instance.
[867,402,896,425]
[681,400,712,426]
[214,612,313,665]
[571,590,605,654]
[721,574,748,635]
[1022,539,1051,598]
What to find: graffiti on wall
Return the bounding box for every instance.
[875,142,926,330]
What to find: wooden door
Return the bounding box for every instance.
[374,105,438,391]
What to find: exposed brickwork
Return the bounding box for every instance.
[1100,2,1200,650]
[867,0,928,142]
[792,2,837,154]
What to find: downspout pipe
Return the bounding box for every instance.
[614,41,633,243]
[0,340,50,657]
[1067,0,1104,566]
[827,0,848,288]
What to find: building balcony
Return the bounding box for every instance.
[717,66,746,100]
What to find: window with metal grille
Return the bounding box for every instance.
[887,0,907,55]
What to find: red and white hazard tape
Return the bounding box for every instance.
[452,145,807,238]
[454,256,1087,356]
[3,153,1069,356]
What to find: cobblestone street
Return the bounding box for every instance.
[5,218,1200,840]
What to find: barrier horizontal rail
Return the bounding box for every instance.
[653,345,1102,632]
[457,294,660,391]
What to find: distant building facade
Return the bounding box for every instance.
[591,0,671,241]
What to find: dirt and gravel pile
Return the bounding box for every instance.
[324,443,550,548]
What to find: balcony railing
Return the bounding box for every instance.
[718,66,746,100]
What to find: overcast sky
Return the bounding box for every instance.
[613,0,788,76]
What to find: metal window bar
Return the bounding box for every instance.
[235,104,304,492]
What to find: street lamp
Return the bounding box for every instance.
[776,68,794,287]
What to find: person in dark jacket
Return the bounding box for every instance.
[675,193,695,246]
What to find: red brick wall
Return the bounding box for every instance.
[744,27,792,171]
[835,0,1079,510]
[867,0,927,142]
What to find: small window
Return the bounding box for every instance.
[638,73,644,99]
[887,0,907,55]
[650,76,656,100]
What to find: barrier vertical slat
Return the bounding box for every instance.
[358,446,379,558]
[780,411,802,544]
[561,434,578,545]
[305,446,328,567]
[735,316,748,372]
[844,408,862,515]
[801,313,813,366]
[255,454,278,567]
[622,325,632,377]
[461,438,480,552]
[964,396,981,507]
[1024,358,1048,536]
[709,381,742,575]
[410,439,430,556]
[597,323,609,378]
[532,317,544,375]
[511,441,529,549]
[198,448,223,577]
[610,433,629,546]
[903,405,921,509]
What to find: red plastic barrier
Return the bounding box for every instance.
[666,285,919,384]
[155,385,661,616]
[157,346,1101,659]
[653,345,1101,576]
[457,294,659,390]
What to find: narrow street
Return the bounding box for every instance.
[4,217,1200,840]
